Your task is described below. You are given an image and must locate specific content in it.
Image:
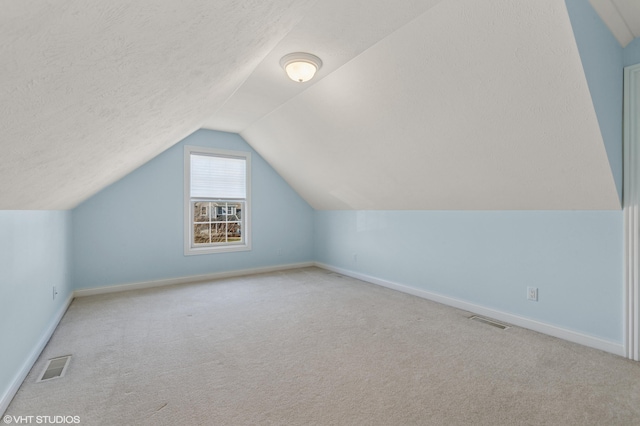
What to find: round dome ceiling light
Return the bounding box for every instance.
[280,52,323,83]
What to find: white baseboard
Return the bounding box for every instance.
[1,294,74,416]
[314,262,625,357]
[74,262,315,297]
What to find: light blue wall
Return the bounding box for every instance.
[0,211,72,407]
[624,38,640,66]
[72,129,314,289]
[314,210,623,343]
[565,0,624,203]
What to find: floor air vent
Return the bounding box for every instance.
[469,315,509,330]
[37,355,71,382]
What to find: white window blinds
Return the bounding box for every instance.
[190,154,246,199]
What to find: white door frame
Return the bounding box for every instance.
[624,63,640,360]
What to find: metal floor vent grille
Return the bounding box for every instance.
[37,355,71,382]
[469,315,510,330]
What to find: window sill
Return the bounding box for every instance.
[184,243,251,256]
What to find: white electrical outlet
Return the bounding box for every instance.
[527,286,538,301]
[353,253,358,263]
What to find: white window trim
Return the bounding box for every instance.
[624,63,640,360]
[184,145,251,255]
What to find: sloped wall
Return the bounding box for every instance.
[311,1,627,351]
[565,0,624,201]
[73,130,314,289]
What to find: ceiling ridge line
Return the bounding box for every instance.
[239,0,449,136]
[609,0,635,37]
[204,0,321,131]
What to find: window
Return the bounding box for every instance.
[184,145,251,255]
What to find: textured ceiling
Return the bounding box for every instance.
[0,0,622,211]
[241,0,620,210]
[590,0,640,46]
[204,0,447,133]
[0,0,316,209]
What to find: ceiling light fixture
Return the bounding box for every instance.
[280,52,322,83]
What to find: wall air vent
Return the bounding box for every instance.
[469,315,510,330]
[37,355,71,382]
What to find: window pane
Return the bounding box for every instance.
[193,223,210,245]
[226,202,242,220]
[211,202,224,223]
[211,223,227,243]
[209,201,244,223]
[227,222,242,242]
[193,202,210,223]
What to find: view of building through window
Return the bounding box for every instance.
[192,201,243,245]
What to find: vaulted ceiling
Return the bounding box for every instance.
[0,0,317,209]
[0,0,630,210]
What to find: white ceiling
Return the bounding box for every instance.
[589,0,640,46]
[203,0,446,133]
[0,0,622,210]
[0,0,316,209]
[240,0,620,210]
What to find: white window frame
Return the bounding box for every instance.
[184,145,251,255]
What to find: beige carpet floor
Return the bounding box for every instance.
[6,267,640,425]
